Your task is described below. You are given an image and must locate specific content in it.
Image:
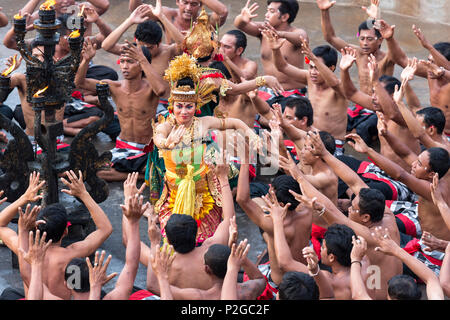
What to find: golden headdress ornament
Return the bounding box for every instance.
[182,7,218,60]
[164,53,217,111]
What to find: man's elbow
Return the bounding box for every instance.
[96,1,110,16]
[440,279,450,297]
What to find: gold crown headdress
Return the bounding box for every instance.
[182,7,218,60]
[164,53,217,111]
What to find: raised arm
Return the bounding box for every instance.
[440,243,450,297]
[430,173,450,232]
[74,39,104,92]
[82,5,116,52]
[202,0,228,28]
[350,236,372,300]
[150,243,176,300]
[412,24,450,70]
[61,170,113,258]
[101,4,152,53]
[221,239,250,300]
[316,0,351,51]
[233,1,264,38]
[339,47,376,110]
[121,41,167,96]
[346,133,433,201]
[373,226,444,300]
[262,29,308,84]
[150,0,184,48]
[104,194,148,300]
[86,251,118,300]
[87,0,111,16]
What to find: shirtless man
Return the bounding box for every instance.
[266,30,348,154]
[129,0,228,43]
[101,3,183,115]
[316,0,395,95]
[220,30,258,81]
[236,155,313,287]
[340,47,421,171]
[280,138,403,300]
[75,38,166,181]
[347,133,450,267]
[0,170,113,300]
[234,0,308,97]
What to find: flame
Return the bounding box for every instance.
[1,55,17,77]
[14,14,23,19]
[40,0,56,10]
[79,4,86,16]
[69,30,81,38]
[33,86,49,98]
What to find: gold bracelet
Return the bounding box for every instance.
[255,76,266,88]
[160,138,168,149]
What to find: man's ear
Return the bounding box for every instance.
[360,213,371,224]
[236,47,244,56]
[280,13,289,23]
[329,65,336,72]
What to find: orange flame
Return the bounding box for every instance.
[79,4,86,16]
[33,86,49,98]
[40,0,56,11]
[14,14,23,19]
[1,55,17,77]
[69,30,81,38]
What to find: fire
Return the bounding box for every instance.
[33,86,49,98]
[79,4,86,16]
[14,14,23,19]
[69,30,81,38]
[1,55,17,77]
[40,0,56,10]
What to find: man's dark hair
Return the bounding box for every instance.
[313,45,338,68]
[416,107,446,134]
[272,175,301,211]
[358,20,382,39]
[36,203,68,243]
[324,224,356,267]
[285,96,314,127]
[134,21,162,45]
[358,188,385,223]
[379,75,401,95]
[427,147,450,179]
[267,0,299,24]
[319,131,336,155]
[204,244,231,279]
[388,275,421,300]
[64,258,90,293]
[278,271,319,300]
[433,42,450,61]
[209,61,232,79]
[165,214,197,254]
[225,29,247,54]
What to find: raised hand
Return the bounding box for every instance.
[372,226,398,255]
[361,0,380,19]
[0,190,7,205]
[228,216,238,248]
[302,246,319,275]
[401,57,418,82]
[340,47,357,71]
[150,243,176,278]
[228,239,250,270]
[430,173,444,207]
[123,172,146,204]
[279,154,301,180]
[307,130,328,157]
[375,19,395,40]
[147,207,161,245]
[23,171,45,203]
[122,40,147,64]
[129,4,152,24]
[263,75,284,97]
[419,59,445,79]
[86,250,118,289]
[316,0,336,11]
[82,4,99,23]
[299,36,313,60]
[392,79,407,104]
[165,125,186,149]
[412,24,430,49]
[350,235,367,262]
[261,29,285,51]
[19,229,52,265]
[288,191,326,216]
[120,193,149,222]
[81,37,97,61]
[211,149,230,180]
[60,170,88,199]
[240,0,259,24]
[18,204,44,232]
[345,133,370,154]
[376,111,388,137]
[149,0,162,18]
[261,187,290,221]
[3,54,23,74]
[368,54,379,84]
